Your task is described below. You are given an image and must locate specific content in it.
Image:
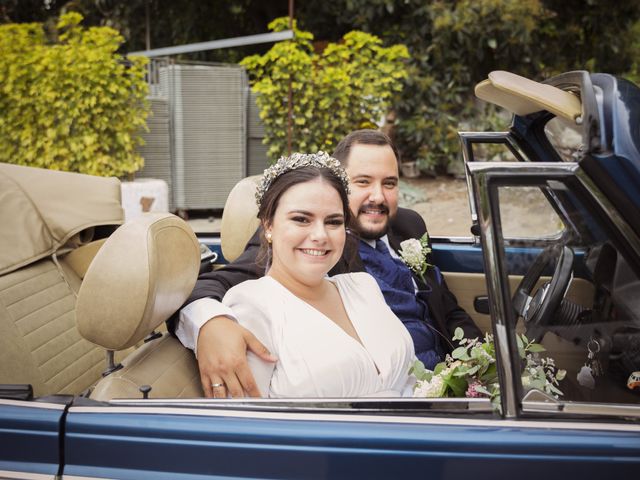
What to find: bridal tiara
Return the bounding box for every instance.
[255,151,351,209]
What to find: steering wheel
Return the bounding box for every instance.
[512,245,574,341]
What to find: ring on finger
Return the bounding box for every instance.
[211,382,224,388]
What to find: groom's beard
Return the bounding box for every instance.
[351,202,394,240]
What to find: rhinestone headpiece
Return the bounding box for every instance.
[255,151,350,209]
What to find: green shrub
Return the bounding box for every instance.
[395,0,550,172]
[0,12,149,177]
[241,17,408,161]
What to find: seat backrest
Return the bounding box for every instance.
[0,256,105,397]
[76,213,203,400]
[0,163,125,397]
[220,175,261,263]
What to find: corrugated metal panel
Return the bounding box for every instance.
[248,91,264,137]
[136,97,173,210]
[247,91,269,176]
[161,64,247,210]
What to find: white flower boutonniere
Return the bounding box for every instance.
[398,232,432,283]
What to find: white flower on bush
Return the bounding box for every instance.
[398,233,432,282]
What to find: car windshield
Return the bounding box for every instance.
[492,173,640,409]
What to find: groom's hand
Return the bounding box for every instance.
[197,316,276,398]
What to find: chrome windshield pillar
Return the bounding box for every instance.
[465,161,579,418]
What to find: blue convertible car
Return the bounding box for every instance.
[1,70,639,479]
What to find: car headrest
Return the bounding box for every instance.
[220,175,261,263]
[76,213,200,351]
[475,70,582,122]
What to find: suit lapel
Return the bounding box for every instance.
[387,226,430,290]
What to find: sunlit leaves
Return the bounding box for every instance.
[241,17,408,161]
[0,12,149,177]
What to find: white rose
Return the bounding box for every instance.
[399,238,425,270]
[413,376,445,397]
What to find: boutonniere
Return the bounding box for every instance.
[398,232,432,283]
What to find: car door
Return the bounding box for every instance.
[61,396,640,480]
[0,397,68,479]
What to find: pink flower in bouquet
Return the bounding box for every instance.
[465,380,484,398]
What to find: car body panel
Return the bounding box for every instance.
[0,399,66,478]
[63,405,640,479]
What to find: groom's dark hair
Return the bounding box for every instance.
[333,129,400,167]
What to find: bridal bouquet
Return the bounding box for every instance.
[411,328,566,411]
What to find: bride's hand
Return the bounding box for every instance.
[197,316,277,398]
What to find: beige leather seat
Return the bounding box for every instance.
[0,163,123,397]
[76,213,204,400]
[220,175,261,262]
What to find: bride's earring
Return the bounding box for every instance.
[266,232,272,244]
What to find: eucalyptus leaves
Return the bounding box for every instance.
[411,328,566,411]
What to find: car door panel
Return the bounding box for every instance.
[0,399,66,478]
[62,406,640,479]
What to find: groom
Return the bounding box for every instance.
[172,129,481,397]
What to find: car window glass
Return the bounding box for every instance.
[500,182,640,408]
[471,142,520,162]
[401,143,522,239]
[544,117,584,162]
[498,186,565,239]
[400,176,473,237]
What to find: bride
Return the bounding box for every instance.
[222,152,415,397]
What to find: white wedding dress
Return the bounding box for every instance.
[223,272,415,398]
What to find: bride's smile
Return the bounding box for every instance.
[265,177,346,289]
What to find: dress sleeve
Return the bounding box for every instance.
[176,298,237,356]
[223,285,277,397]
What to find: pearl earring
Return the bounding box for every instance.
[266,232,272,244]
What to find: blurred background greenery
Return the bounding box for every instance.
[2,0,640,174]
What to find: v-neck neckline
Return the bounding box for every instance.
[264,275,383,378]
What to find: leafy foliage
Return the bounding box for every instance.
[240,17,408,161]
[301,0,640,170]
[411,327,566,412]
[1,0,291,63]
[387,0,552,171]
[0,12,149,177]
[7,1,640,172]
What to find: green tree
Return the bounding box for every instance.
[241,17,408,161]
[395,0,551,171]
[0,12,149,177]
[299,0,640,170]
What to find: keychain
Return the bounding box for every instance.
[577,337,602,389]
